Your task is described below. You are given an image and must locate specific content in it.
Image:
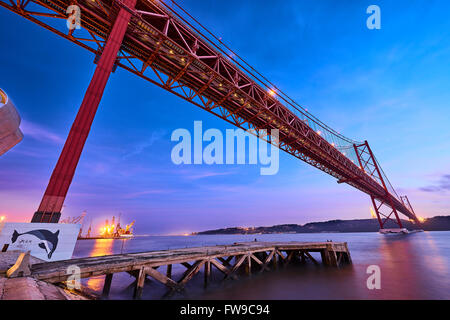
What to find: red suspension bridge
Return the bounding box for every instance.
[0,0,421,230]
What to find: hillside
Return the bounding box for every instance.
[193,216,450,235]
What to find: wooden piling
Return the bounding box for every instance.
[101,273,113,298]
[133,267,146,299]
[245,255,251,275]
[204,260,210,288]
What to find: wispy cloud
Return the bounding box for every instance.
[21,119,64,145]
[420,174,450,193]
[185,170,236,180]
[122,189,173,199]
[9,148,47,158]
[122,129,167,159]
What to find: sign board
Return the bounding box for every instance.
[0,222,80,262]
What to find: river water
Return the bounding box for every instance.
[72,231,450,300]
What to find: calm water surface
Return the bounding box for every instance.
[72,231,450,300]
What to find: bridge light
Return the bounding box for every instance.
[317,130,322,135]
[268,89,276,97]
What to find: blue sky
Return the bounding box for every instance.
[1,0,449,235]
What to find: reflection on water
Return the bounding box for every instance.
[368,235,425,299]
[422,232,448,276]
[85,239,114,291]
[72,231,450,300]
[86,276,105,292]
[89,239,115,257]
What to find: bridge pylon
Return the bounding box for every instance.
[31,0,137,223]
[353,141,404,230]
[400,195,421,224]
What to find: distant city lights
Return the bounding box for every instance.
[370,207,377,219]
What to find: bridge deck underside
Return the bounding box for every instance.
[0,0,417,222]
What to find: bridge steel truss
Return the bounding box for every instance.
[353,142,404,229]
[0,0,420,227]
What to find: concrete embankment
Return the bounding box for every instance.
[0,277,89,300]
[0,251,92,300]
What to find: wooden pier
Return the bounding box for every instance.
[29,241,351,299]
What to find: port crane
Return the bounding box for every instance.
[60,211,87,224]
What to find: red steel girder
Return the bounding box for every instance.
[354,141,418,227]
[30,0,137,222]
[1,0,419,224]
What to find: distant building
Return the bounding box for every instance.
[0,88,23,156]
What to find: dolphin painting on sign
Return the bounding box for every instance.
[0,223,79,261]
[11,229,60,259]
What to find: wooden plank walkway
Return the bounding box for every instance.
[30,241,352,299]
